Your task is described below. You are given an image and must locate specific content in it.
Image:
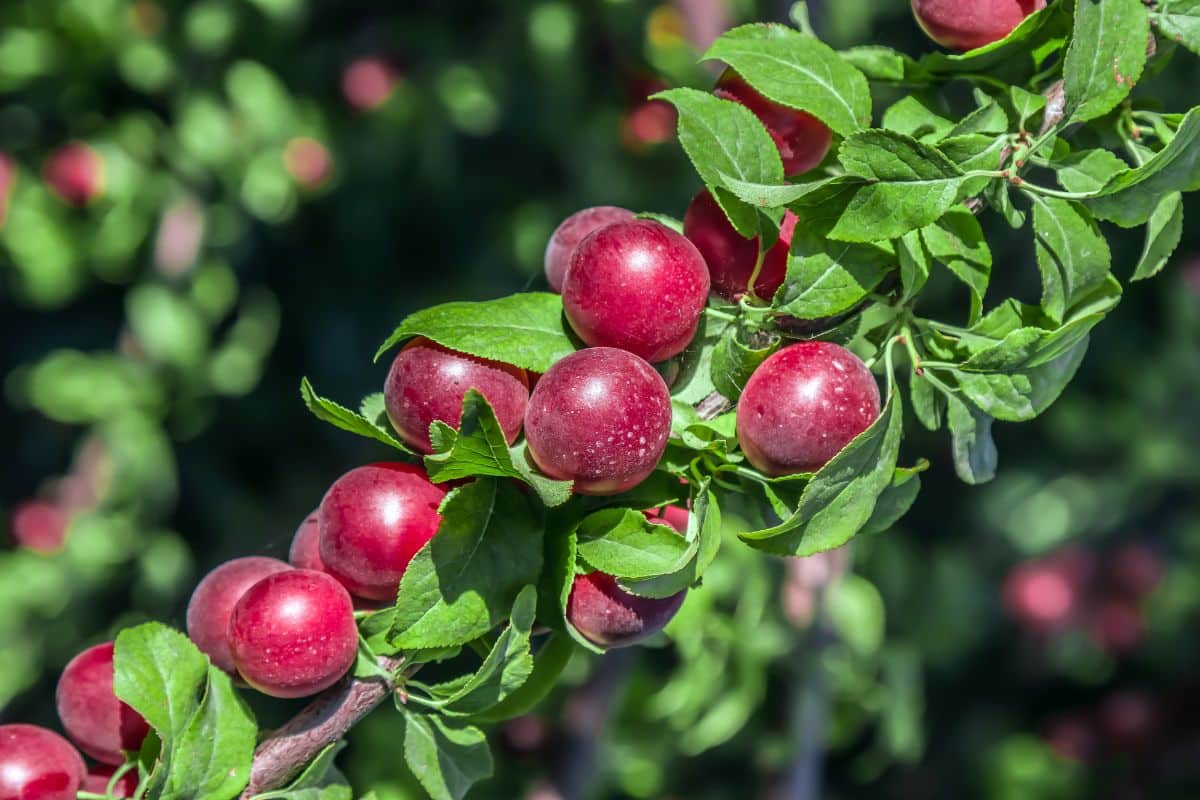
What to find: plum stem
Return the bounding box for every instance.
[240,655,406,797]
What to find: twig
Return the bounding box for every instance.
[240,655,406,797]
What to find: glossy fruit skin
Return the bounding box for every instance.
[318,463,446,600]
[0,724,86,800]
[186,556,291,674]
[715,70,832,176]
[55,643,150,765]
[384,338,530,454]
[911,0,1046,51]
[544,206,635,292]
[683,189,797,302]
[228,569,358,698]
[82,765,138,797]
[736,342,881,476]
[288,509,324,572]
[567,572,686,648]
[43,143,103,207]
[562,220,710,363]
[524,348,672,495]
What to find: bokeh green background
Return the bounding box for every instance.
[2,1,1198,797]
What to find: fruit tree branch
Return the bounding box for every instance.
[240,655,406,797]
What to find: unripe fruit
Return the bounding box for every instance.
[43,143,104,207]
[228,569,358,698]
[524,348,672,495]
[736,342,881,476]
[318,463,446,600]
[714,70,832,176]
[911,0,1046,52]
[9,500,70,554]
[82,765,138,797]
[544,206,635,293]
[562,220,710,363]
[683,188,797,302]
[384,338,530,454]
[0,724,86,800]
[186,556,291,674]
[288,509,324,572]
[55,643,150,765]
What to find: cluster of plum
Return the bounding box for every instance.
[0,5,1053,795]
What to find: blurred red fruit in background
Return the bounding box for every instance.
[10,500,70,554]
[44,143,104,207]
[342,58,399,111]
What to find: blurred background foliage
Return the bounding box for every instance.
[1,0,1198,798]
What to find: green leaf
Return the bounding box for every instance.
[1029,195,1111,323]
[431,586,537,716]
[920,207,992,323]
[300,378,412,452]
[896,230,931,303]
[861,465,924,534]
[1132,192,1184,281]
[114,623,210,746]
[1062,0,1149,124]
[276,742,348,795]
[468,633,575,725]
[574,508,690,580]
[827,575,886,655]
[740,391,902,556]
[774,226,893,318]
[946,394,998,484]
[704,24,871,136]
[539,511,603,653]
[374,293,578,373]
[839,46,916,82]
[391,480,544,649]
[832,131,970,241]
[711,328,777,400]
[168,667,256,799]
[881,96,953,142]
[670,312,731,405]
[114,623,256,800]
[1086,108,1200,227]
[1008,86,1047,130]
[621,480,722,599]
[402,711,493,800]
[717,173,841,210]
[655,88,783,236]
[424,390,572,506]
[955,336,1090,422]
[909,373,943,431]
[1056,149,1129,194]
[1153,0,1200,56]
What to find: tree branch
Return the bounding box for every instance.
[240,655,406,797]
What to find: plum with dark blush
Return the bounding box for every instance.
[186,556,291,674]
[55,642,150,765]
[544,206,634,292]
[228,568,358,698]
[523,348,672,495]
[736,342,881,476]
[561,220,710,363]
[318,463,446,600]
[0,724,86,800]
[683,188,797,302]
[911,0,1046,51]
[384,337,529,454]
[714,70,832,176]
